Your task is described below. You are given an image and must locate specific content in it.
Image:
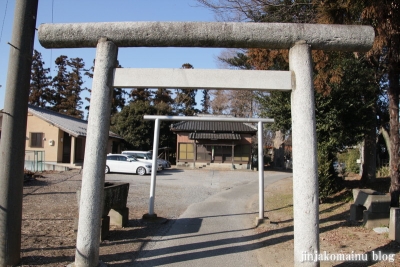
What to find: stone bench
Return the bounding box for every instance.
[76,182,130,240]
[350,189,390,228]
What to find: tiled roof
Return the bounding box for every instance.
[189,132,241,140]
[27,104,123,139]
[171,120,257,133]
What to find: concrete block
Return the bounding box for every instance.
[353,189,376,205]
[363,211,389,229]
[103,182,130,216]
[364,194,391,213]
[389,208,400,242]
[76,182,130,239]
[255,217,264,227]
[109,207,129,227]
[350,204,365,221]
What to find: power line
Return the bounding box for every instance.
[0,0,9,43]
[50,0,54,71]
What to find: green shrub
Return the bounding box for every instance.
[337,148,360,173]
[377,165,390,177]
[318,146,341,202]
[346,149,360,173]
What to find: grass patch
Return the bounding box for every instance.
[266,193,293,217]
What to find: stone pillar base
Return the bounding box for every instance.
[67,260,108,267]
[109,207,129,227]
[142,213,158,220]
[389,208,400,242]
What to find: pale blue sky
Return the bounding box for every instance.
[0,0,224,111]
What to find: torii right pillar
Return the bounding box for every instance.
[290,40,319,266]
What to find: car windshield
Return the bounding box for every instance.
[126,155,138,161]
[145,153,152,159]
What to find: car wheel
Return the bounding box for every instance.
[137,166,146,176]
[105,165,110,174]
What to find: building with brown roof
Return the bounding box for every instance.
[170,115,257,169]
[0,104,123,170]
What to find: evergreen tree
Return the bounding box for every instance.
[29,50,53,107]
[200,89,211,114]
[52,55,69,114]
[83,59,94,117]
[85,60,126,117]
[175,63,198,116]
[219,51,253,70]
[130,88,152,102]
[110,100,176,151]
[152,88,176,150]
[51,56,85,118]
[153,88,174,106]
[111,87,126,115]
[315,0,400,207]
[111,101,156,150]
[153,88,174,115]
[64,57,85,118]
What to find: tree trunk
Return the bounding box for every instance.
[273,130,285,168]
[388,60,400,207]
[361,111,377,183]
[380,126,391,168]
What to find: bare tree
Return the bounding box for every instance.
[196,0,315,23]
[210,90,229,114]
[227,90,258,117]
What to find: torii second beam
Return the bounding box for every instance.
[113,68,292,91]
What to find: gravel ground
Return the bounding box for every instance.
[105,168,259,220]
[17,168,400,266]
[19,167,265,266]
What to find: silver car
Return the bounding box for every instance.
[122,150,171,169]
[105,154,152,175]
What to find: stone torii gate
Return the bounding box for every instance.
[37,22,373,266]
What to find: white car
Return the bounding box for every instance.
[122,150,171,169]
[105,154,153,175]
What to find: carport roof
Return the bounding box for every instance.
[27,104,123,139]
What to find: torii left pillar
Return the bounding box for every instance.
[74,38,118,267]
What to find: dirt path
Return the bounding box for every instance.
[133,172,291,267]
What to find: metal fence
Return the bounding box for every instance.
[24,150,45,172]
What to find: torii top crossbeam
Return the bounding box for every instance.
[38,21,374,51]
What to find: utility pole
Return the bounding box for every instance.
[0,0,38,265]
